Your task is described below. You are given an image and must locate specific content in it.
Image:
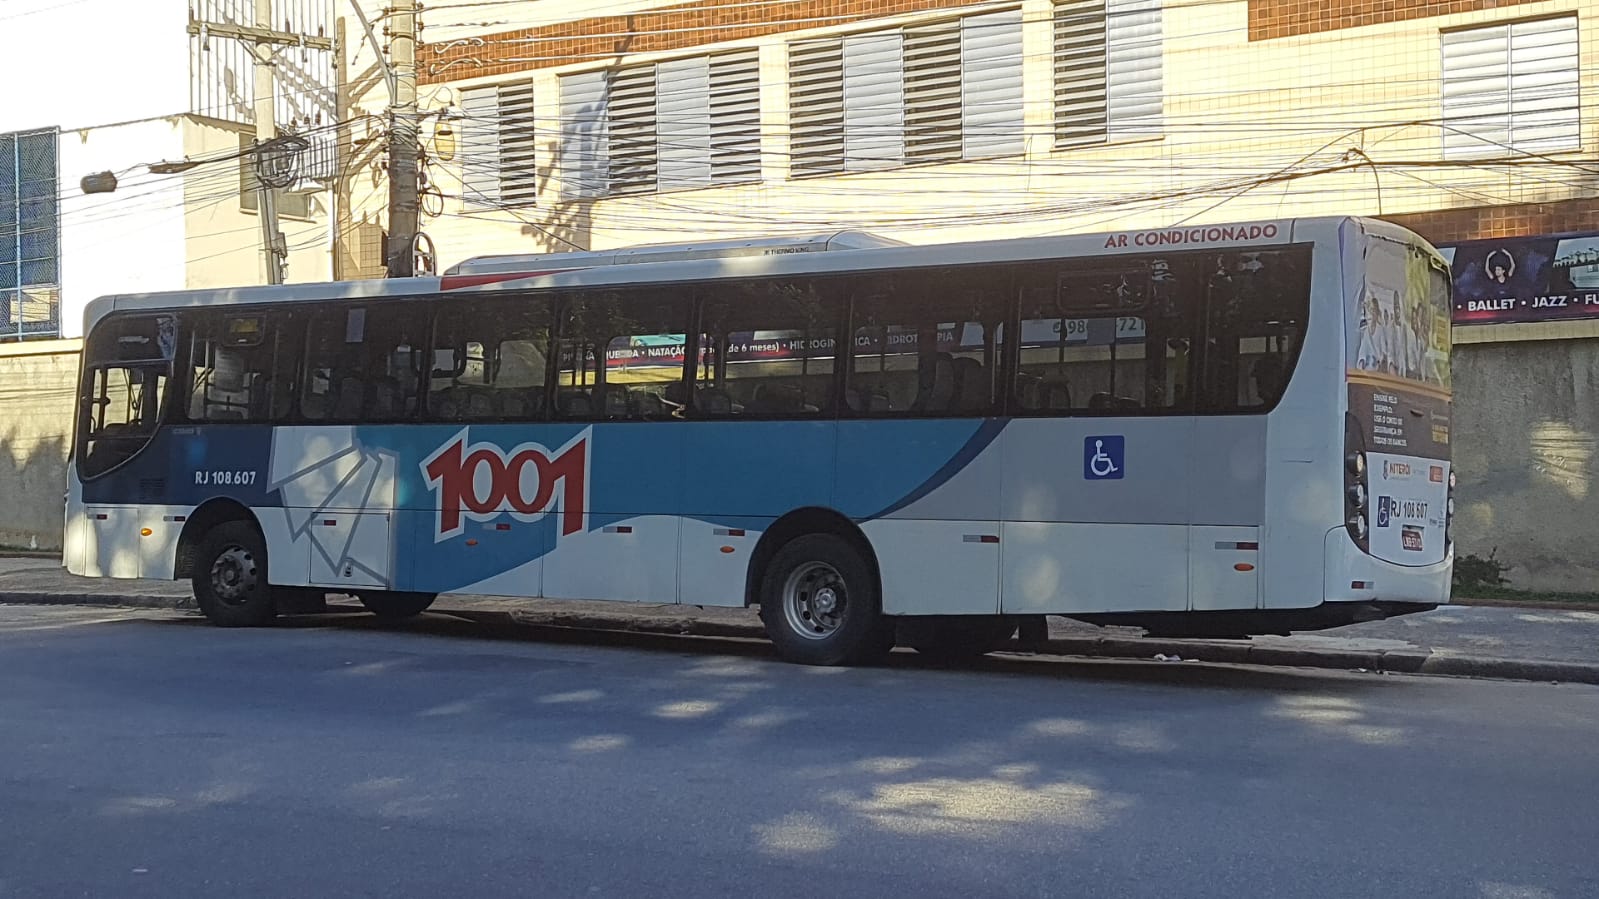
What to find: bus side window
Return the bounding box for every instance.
[848,272,1005,418]
[302,305,429,422]
[186,310,297,423]
[426,297,551,422]
[1199,249,1310,413]
[694,279,841,418]
[1015,259,1192,416]
[555,289,690,421]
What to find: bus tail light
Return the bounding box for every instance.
[1344,413,1369,553]
[1446,468,1456,546]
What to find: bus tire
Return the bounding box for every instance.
[192,520,276,628]
[357,591,437,620]
[758,533,890,666]
[904,616,1018,662]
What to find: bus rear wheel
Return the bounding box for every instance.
[758,533,891,666]
[358,591,437,620]
[192,521,276,628]
[903,616,1018,661]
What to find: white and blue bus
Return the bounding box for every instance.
[64,216,1453,665]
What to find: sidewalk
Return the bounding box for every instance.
[4,556,1598,683]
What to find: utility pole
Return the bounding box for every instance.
[385,0,420,278]
[187,9,333,285]
[252,0,286,284]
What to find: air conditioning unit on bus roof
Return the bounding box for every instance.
[445,230,906,277]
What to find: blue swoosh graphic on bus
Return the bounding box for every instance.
[858,418,1007,521]
[86,418,1010,594]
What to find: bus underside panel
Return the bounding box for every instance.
[1069,600,1438,639]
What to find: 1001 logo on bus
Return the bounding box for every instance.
[421,428,589,541]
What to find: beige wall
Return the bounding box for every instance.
[0,340,79,551]
[182,118,334,288]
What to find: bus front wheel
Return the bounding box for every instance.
[759,533,891,666]
[192,521,277,628]
[358,591,437,620]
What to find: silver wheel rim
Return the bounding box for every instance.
[782,561,847,640]
[209,545,259,606]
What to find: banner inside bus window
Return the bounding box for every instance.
[579,319,1149,371]
[1439,231,1599,325]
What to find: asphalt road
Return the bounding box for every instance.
[2,605,1596,899]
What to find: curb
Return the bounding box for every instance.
[497,609,1599,685]
[7,591,1599,686]
[1447,596,1599,612]
[1,591,197,611]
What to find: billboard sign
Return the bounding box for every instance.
[1439,231,1599,325]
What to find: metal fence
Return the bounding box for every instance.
[0,288,60,342]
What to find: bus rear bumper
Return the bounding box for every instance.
[1322,527,1453,608]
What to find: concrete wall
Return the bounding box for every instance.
[0,340,79,551]
[1452,337,1599,592]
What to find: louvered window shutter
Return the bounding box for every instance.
[560,71,609,199]
[497,80,538,206]
[842,32,906,171]
[656,56,711,191]
[1507,17,1578,153]
[904,21,962,163]
[459,86,501,207]
[960,9,1025,158]
[1105,0,1162,139]
[1442,25,1512,157]
[608,65,658,195]
[1054,0,1108,146]
[709,50,762,184]
[789,39,845,176]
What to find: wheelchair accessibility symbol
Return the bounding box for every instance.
[1084,435,1125,480]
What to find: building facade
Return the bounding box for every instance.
[340,0,1594,263]
[0,0,342,342]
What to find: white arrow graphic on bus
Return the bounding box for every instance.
[268,428,397,580]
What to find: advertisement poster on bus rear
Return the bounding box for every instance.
[1346,235,1451,566]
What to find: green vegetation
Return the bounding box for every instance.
[1452,549,1599,606]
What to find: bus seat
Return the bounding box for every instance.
[301,388,330,420]
[1088,392,1114,410]
[604,386,629,417]
[1252,354,1286,405]
[333,377,364,419]
[497,390,529,418]
[1042,381,1072,410]
[368,377,403,418]
[558,390,592,416]
[629,389,664,418]
[697,387,733,415]
[463,388,496,419]
[663,381,689,410]
[752,382,804,414]
[916,353,956,412]
[951,357,988,412]
[1014,372,1042,409]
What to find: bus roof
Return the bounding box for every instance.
[82,216,1424,333]
[444,230,908,278]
